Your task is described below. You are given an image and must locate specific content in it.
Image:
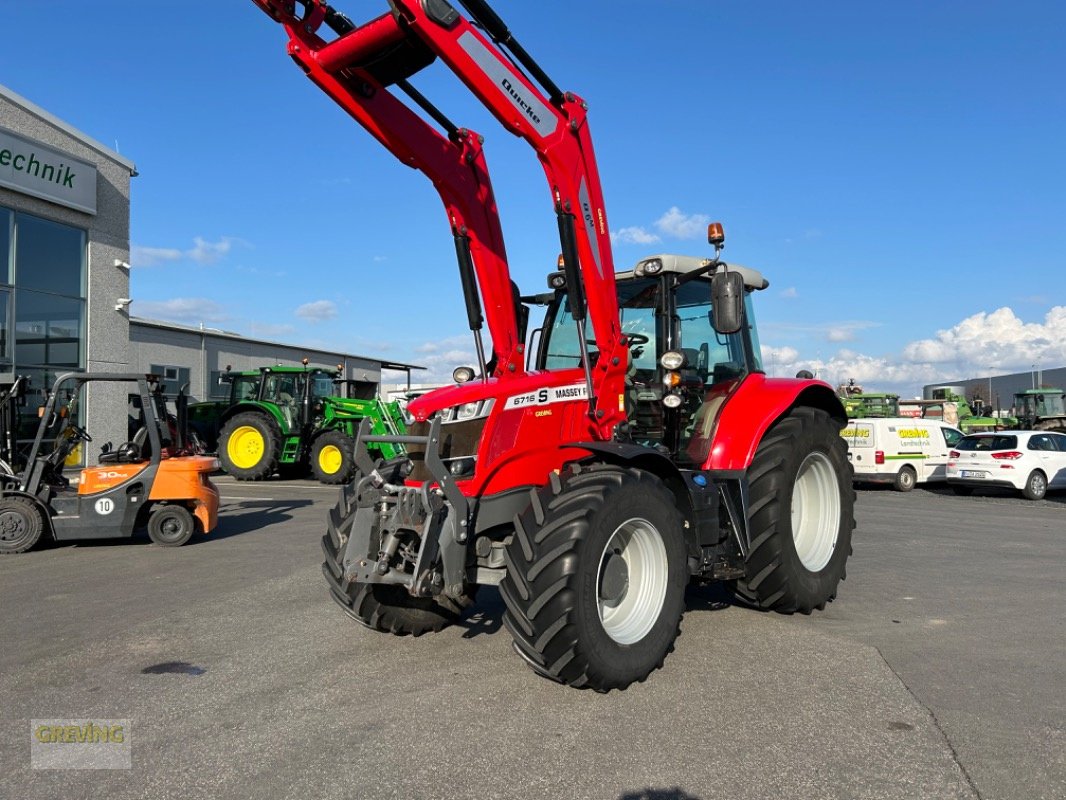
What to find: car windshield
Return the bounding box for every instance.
[956,435,1018,451]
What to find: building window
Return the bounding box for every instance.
[13,212,86,295]
[4,207,87,461]
[149,364,191,398]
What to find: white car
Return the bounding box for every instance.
[946,431,1066,500]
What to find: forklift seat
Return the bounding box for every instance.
[98,441,143,464]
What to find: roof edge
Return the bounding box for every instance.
[0,83,138,175]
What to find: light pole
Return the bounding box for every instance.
[988,368,993,415]
[1032,364,1037,390]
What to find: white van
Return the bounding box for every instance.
[841,418,965,491]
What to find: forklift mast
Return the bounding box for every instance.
[250,0,627,435]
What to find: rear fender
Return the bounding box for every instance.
[220,402,286,431]
[704,374,845,472]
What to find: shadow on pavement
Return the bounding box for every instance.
[210,499,315,541]
[618,789,703,800]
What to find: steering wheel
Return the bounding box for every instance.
[67,423,93,442]
[585,333,650,346]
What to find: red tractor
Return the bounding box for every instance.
[251,0,855,690]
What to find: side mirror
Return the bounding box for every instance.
[711,270,745,334]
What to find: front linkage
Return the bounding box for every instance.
[322,418,474,632]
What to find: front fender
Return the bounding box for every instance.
[704,374,845,472]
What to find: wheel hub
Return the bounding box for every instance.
[599,549,629,607]
[0,511,26,541]
[596,517,669,645]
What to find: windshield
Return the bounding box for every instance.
[311,374,335,400]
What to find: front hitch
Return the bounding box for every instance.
[339,417,470,601]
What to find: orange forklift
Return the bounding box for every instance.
[0,373,220,554]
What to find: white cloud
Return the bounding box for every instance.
[654,207,710,240]
[611,226,661,245]
[780,287,798,299]
[826,327,855,343]
[761,305,1066,396]
[187,236,234,264]
[901,306,1066,370]
[135,298,228,323]
[130,245,182,268]
[130,236,238,267]
[295,300,338,322]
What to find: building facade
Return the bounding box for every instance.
[129,317,419,403]
[1,84,418,467]
[1,83,137,452]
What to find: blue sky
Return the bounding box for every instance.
[3,1,1063,396]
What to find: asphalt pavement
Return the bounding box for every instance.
[0,476,1062,800]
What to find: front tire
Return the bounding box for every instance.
[321,483,471,635]
[0,496,45,555]
[499,464,688,692]
[218,412,281,481]
[311,431,355,485]
[735,407,855,613]
[1022,470,1047,501]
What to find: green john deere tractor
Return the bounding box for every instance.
[1013,388,1066,432]
[188,365,406,483]
[926,387,1015,434]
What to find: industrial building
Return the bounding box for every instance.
[1,83,416,464]
[922,366,1066,415]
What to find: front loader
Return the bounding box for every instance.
[250,0,855,690]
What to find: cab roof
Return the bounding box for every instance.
[617,254,770,291]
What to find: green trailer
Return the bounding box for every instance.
[188,365,406,483]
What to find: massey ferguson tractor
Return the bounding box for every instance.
[250,0,855,690]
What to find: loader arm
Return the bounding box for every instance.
[250,0,522,376]
[250,0,626,435]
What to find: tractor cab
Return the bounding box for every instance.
[1014,388,1066,431]
[535,254,768,465]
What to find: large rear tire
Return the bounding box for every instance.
[218,412,281,481]
[0,496,45,555]
[311,431,356,485]
[321,483,472,635]
[735,407,855,613]
[499,463,688,692]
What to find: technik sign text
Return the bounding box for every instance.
[0,126,97,214]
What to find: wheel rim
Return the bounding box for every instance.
[791,451,841,572]
[1030,473,1046,496]
[156,513,189,542]
[227,425,264,469]
[0,509,28,545]
[596,517,668,645]
[318,444,342,474]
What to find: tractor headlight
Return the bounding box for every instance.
[637,257,664,276]
[453,366,476,384]
[442,398,495,423]
[662,393,683,409]
[660,351,685,370]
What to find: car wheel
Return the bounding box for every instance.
[1022,470,1047,501]
[894,465,917,492]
